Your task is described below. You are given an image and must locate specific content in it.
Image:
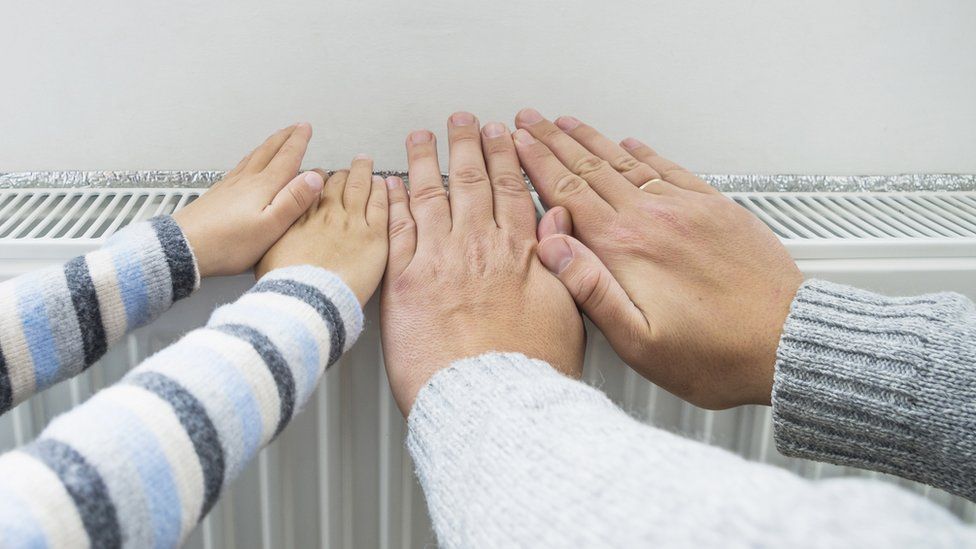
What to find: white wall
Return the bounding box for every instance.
[1,0,974,174]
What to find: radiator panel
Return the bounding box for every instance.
[0,185,973,548]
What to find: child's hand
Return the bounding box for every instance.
[173,123,325,277]
[254,155,389,307]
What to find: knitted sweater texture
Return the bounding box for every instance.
[407,280,976,547]
[0,218,363,548]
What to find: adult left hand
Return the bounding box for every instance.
[513,109,803,409]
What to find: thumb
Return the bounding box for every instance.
[537,206,573,241]
[537,234,646,335]
[267,170,324,225]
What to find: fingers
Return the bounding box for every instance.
[385,176,416,278]
[620,138,719,195]
[553,116,661,187]
[244,125,297,173]
[481,122,536,238]
[366,175,389,227]
[405,130,451,239]
[266,170,325,226]
[537,206,573,242]
[344,154,374,214]
[263,123,313,183]
[537,234,647,341]
[513,128,616,232]
[515,108,637,207]
[447,112,494,229]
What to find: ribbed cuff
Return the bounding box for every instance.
[106,215,201,303]
[772,279,976,500]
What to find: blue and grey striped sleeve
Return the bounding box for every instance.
[0,265,363,548]
[0,216,199,415]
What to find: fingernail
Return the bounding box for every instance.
[518,108,544,125]
[555,116,580,131]
[539,237,574,274]
[513,129,536,146]
[385,176,400,189]
[451,112,475,126]
[409,130,432,144]
[354,153,371,161]
[621,137,643,150]
[304,171,324,191]
[482,122,507,138]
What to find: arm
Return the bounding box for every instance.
[0,123,329,416]
[773,279,976,501]
[0,266,362,548]
[512,112,976,496]
[0,151,388,548]
[408,352,975,548]
[0,216,198,415]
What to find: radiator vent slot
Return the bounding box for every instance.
[0,189,200,241]
[729,193,976,239]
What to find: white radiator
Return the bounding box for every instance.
[0,184,974,548]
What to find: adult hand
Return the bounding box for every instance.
[173,123,324,278]
[381,112,585,416]
[514,109,802,409]
[255,155,389,306]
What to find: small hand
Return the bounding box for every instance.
[255,155,389,307]
[514,109,803,409]
[173,123,324,278]
[381,112,585,416]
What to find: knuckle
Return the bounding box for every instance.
[552,172,589,199]
[451,166,490,187]
[368,197,388,213]
[451,132,481,145]
[388,217,415,239]
[287,187,306,211]
[491,172,528,196]
[408,148,438,164]
[388,190,408,204]
[484,138,513,156]
[539,125,564,142]
[570,155,609,179]
[573,268,610,310]
[611,154,642,172]
[410,183,448,203]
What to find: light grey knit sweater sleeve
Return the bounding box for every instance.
[773,279,976,501]
[407,353,975,548]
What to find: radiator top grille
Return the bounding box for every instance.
[0,188,974,259]
[728,192,976,239]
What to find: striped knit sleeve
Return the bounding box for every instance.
[0,265,362,548]
[0,216,199,415]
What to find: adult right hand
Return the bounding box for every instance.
[515,109,803,409]
[380,112,585,416]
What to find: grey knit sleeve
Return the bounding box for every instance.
[407,353,974,547]
[772,278,976,501]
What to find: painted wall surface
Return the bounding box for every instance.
[0,1,974,174]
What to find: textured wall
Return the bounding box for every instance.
[0,0,974,173]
